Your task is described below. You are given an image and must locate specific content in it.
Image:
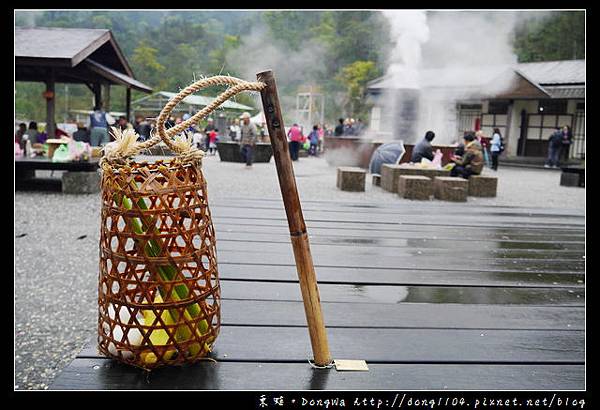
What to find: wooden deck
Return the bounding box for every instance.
[50,198,585,390]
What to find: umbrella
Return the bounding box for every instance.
[368,142,406,175]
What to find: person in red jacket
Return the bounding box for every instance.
[208,128,219,155]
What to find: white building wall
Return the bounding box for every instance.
[506,100,538,156]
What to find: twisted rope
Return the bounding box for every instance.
[103,75,266,167]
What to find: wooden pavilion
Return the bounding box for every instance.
[15,27,152,138]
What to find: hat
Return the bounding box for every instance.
[241,112,251,119]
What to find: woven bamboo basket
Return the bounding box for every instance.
[97,76,266,369]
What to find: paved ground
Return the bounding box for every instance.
[199,154,585,210]
[14,153,585,389]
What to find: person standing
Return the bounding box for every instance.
[192,129,204,150]
[208,128,218,155]
[560,125,573,161]
[411,131,436,163]
[308,125,319,156]
[287,123,304,161]
[317,124,325,153]
[89,104,111,146]
[334,118,344,136]
[204,118,216,152]
[344,118,355,136]
[229,118,241,142]
[240,112,257,167]
[545,127,563,168]
[490,128,503,171]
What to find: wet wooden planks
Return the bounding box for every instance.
[50,198,585,390]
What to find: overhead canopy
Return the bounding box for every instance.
[133,91,254,114]
[15,27,152,93]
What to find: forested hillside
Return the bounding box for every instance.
[15,10,585,123]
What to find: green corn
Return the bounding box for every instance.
[115,189,212,359]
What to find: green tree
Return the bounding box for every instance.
[131,41,167,89]
[335,60,380,118]
[513,11,585,62]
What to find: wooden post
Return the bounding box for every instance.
[93,83,102,110]
[256,70,332,366]
[126,87,132,122]
[45,71,56,139]
[103,83,111,112]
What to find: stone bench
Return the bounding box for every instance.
[434,177,468,202]
[62,171,101,194]
[337,167,366,192]
[398,165,451,179]
[468,175,498,197]
[382,164,451,193]
[380,164,403,192]
[398,176,433,200]
[560,166,585,187]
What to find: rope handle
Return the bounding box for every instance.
[137,76,266,155]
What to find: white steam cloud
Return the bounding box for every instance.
[225,25,328,123]
[379,10,547,144]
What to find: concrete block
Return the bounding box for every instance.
[398,175,433,200]
[337,167,366,192]
[62,171,101,194]
[468,175,498,197]
[434,176,468,202]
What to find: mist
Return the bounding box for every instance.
[225,24,329,124]
[379,10,553,145]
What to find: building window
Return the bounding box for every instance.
[538,100,568,114]
[526,114,573,140]
[488,100,509,114]
[481,113,507,139]
[457,104,482,134]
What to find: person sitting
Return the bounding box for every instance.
[72,122,90,143]
[27,121,39,143]
[450,133,483,179]
[15,123,26,147]
[54,123,70,139]
[411,130,436,163]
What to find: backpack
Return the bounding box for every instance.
[499,136,505,153]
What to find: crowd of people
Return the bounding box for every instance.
[16,102,574,174]
[333,117,366,137]
[409,128,504,180]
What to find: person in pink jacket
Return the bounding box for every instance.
[287,123,304,161]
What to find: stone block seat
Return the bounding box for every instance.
[380,164,403,192]
[398,175,433,200]
[468,175,498,197]
[397,164,450,179]
[434,176,468,202]
[62,171,101,194]
[337,167,366,192]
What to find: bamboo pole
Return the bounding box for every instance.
[256,70,332,366]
